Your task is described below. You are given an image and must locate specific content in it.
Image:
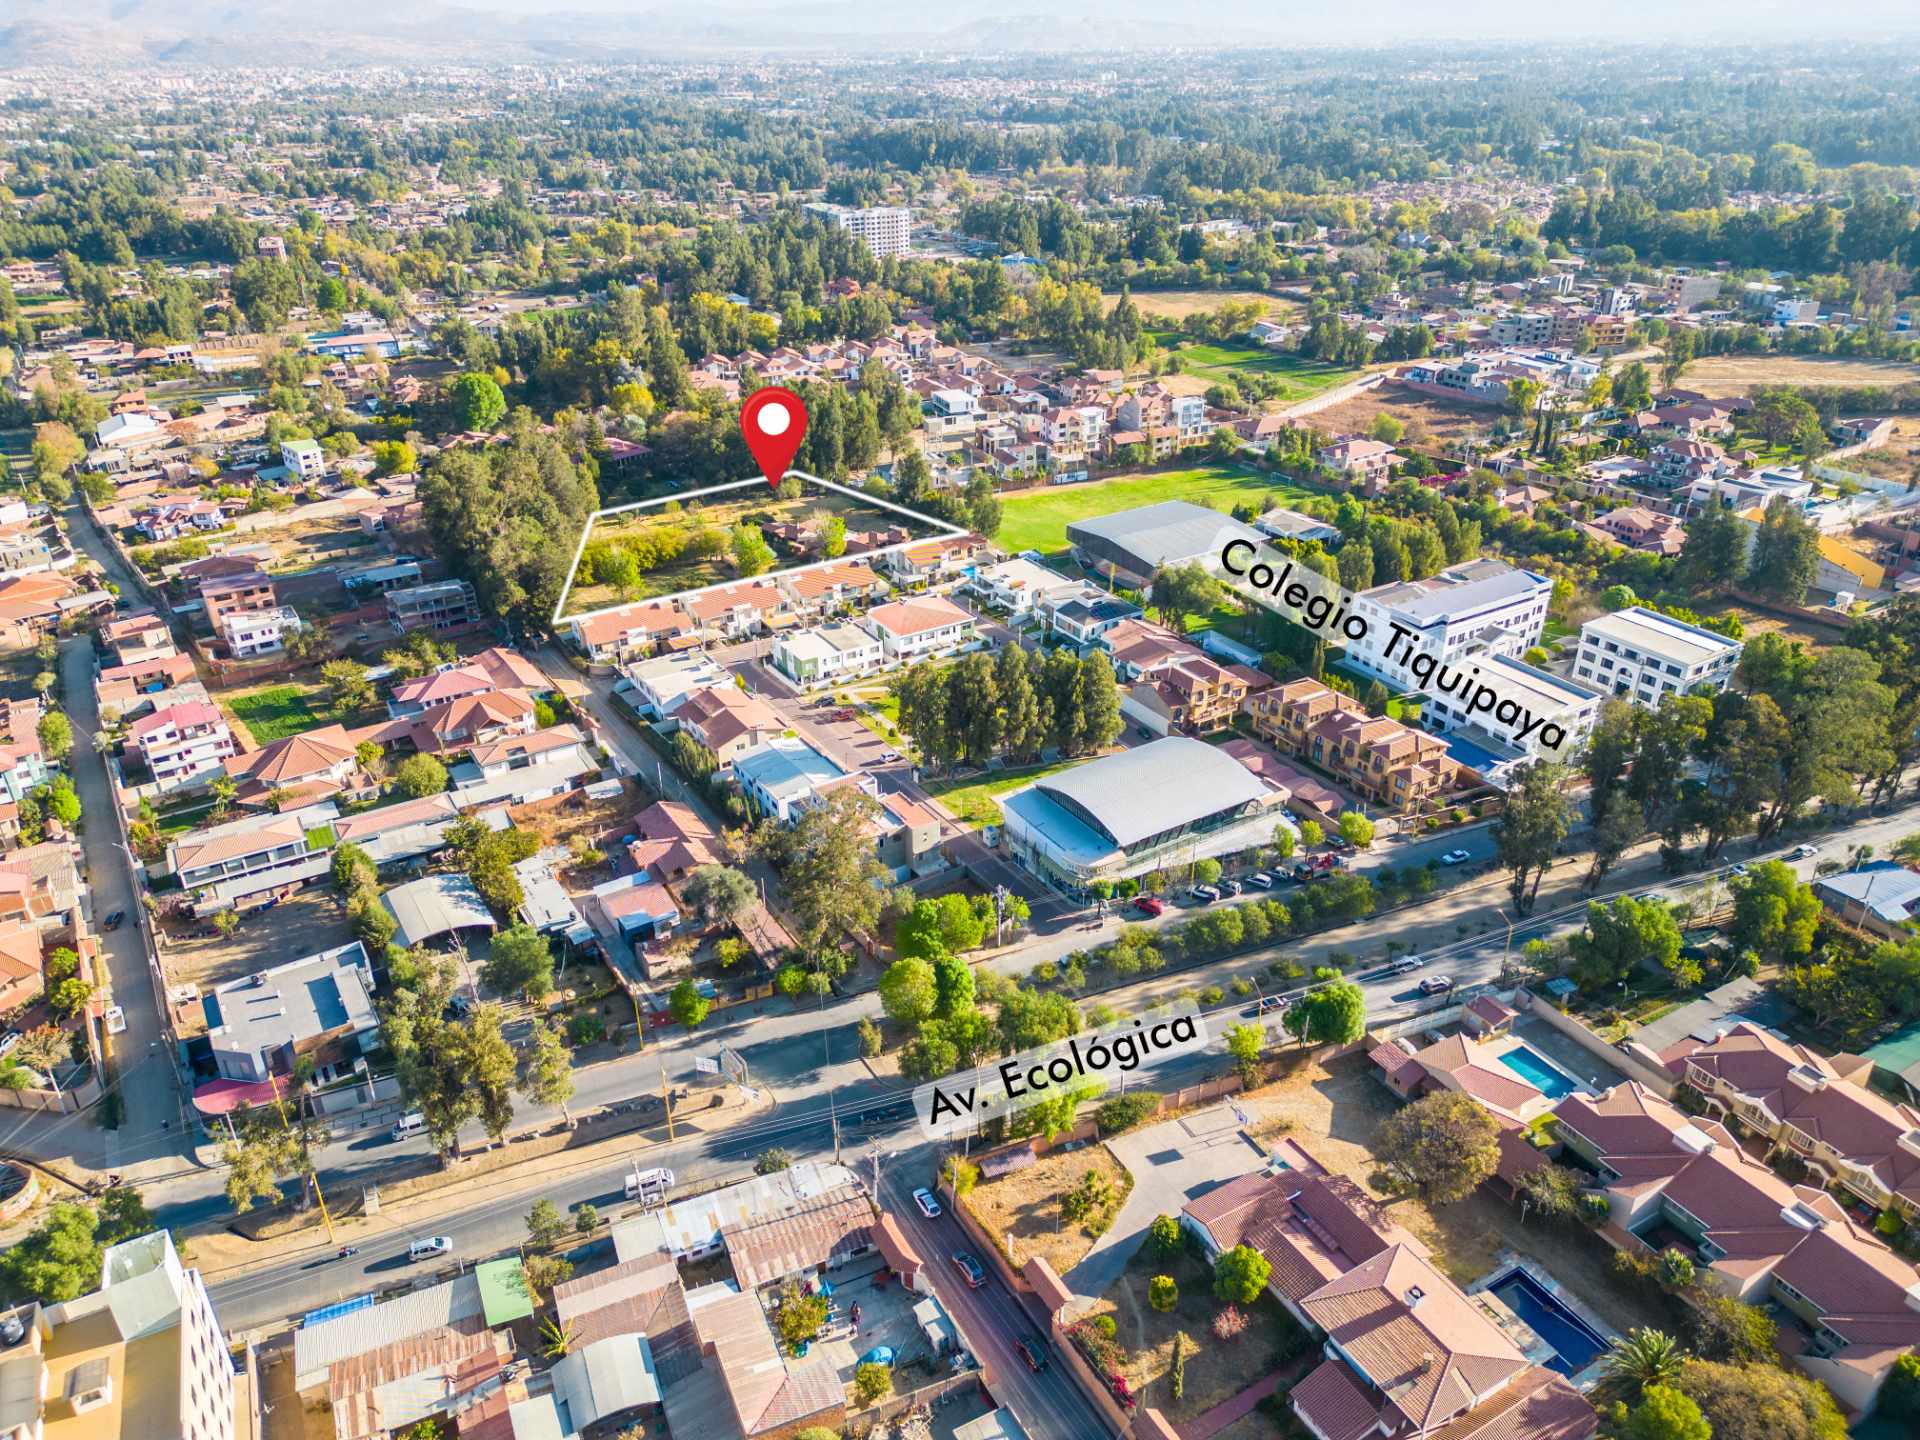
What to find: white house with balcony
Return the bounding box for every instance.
[858,595,979,664]
[166,801,341,910]
[126,700,238,791]
[220,605,302,658]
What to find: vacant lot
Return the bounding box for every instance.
[564,482,940,614]
[1103,289,1297,323]
[1683,354,1920,396]
[997,464,1317,555]
[1151,332,1362,401]
[225,684,327,745]
[160,888,358,1000]
[925,757,1086,829]
[1076,1246,1311,1425]
[1827,415,1920,484]
[1308,386,1500,449]
[963,1141,1134,1281]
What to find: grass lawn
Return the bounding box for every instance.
[225,685,327,745]
[1151,330,1362,397]
[926,756,1086,828]
[997,464,1318,556]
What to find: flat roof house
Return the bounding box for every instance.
[734,736,870,824]
[1574,606,1743,705]
[201,941,377,1084]
[167,801,340,909]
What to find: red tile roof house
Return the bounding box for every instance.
[1288,1244,1595,1440]
[570,601,696,665]
[1551,1082,1920,1418]
[1659,1021,1920,1223]
[681,581,792,641]
[857,595,978,664]
[674,686,787,767]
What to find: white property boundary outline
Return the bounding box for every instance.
[551,468,971,629]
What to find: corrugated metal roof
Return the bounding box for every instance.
[295,1274,485,1389]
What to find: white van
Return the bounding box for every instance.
[625,1166,674,1202]
[408,1235,452,1262]
[391,1112,426,1142]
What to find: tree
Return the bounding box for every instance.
[1212,1244,1272,1305]
[394,753,448,798]
[520,1019,575,1119]
[1684,1294,1777,1364]
[1514,1163,1583,1224]
[45,776,80,829]
[320,659,375,713]
[681,865,755,928]
[1603,1329,1688,1397]
[1225,1022,1265,1083]
[1673,1359,1847,1440]
[754,789,889,948]
[94,1186,156,1245]
[1568,895,1682,991]
[32,421,85,488]
[47,976,93,1021]
[483,924,556,1003]
[1624,1386,1712,1440]
[1677,500,1748,596]
[1148,1275,1179,1312]
[1746,496,1821,605]
[1494,762,1572,913]
[525,1197,568,1249]
[775,1281,829,1351]
[1271,825,1297,862]
[449,371,507,431]
[731,522,775,576]
[877,958,938,1025]
[1150,562,1223,633]
[0,1203,104,1302]
[371,440,416,476]
[331,841,377,895]
[1336,811,1375,848]
[1147,1214,1182,1260]
[1373,1091,1500,1203]
[669,979,711,1029]
[756,1148,794,1175]
[1282,978,1367,1047]
[1299,819,1324,847]
[853,1362,893,1406]
[36,710,71,761]
[1729,859,1820,965]
[1880,1353,1920,1425]
[1616,360,1654,412]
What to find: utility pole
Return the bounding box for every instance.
[868,1144,882,1197]
[660,1063,675,1143]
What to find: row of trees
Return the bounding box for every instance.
[892,645,1125,772]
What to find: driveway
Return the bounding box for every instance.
[1066,1102,1269,1303]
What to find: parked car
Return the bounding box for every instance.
[861,1346,897,1368]
[104,1006,126,1035]
[1418,976,1454,995]
[878,749,901,763]
[1438,850,1471,867]
[1729,862,1748,876]
[1245,871,1274,890]
[1015,1336,1049,1372]
[0,1032,19,1059]
[102,910,126,932]
[1188,884,1220,904]
[912,1188,941,1219]
[1132,896,1165,917]
[951,1252,986,1288]
[1218,878,1242,898]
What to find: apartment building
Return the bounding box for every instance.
[770,622,884,686]
[219,604,302,658]
[281,436,327,479]
[199,569,277,636]
[0,698,49,804]
[1420,652,1604,756]
[126,700,238,790]
[735,737,873,824]
[386,579,480,634]
[0,1231,235,1440]
[624,652,728,718]
[1491,311,1556,346]
[1247,678,1463,811]
[967,556,1081,618]
[921,387,981,439]
[202,941,377,1084]
[859,595,978,663]
[1574,607,1743,703]
[802,201,912,259]
[1347,560,1552,692]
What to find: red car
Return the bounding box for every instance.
[1132,895,1165,917]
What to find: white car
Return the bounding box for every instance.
[1439,849,1471,866]
[1245,871,1274,890]
[912,1187,941,1219]
[105,1006,127,1035]
[1418,975,1454,995]
[1792,844,1820,859]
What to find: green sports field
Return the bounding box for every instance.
[997,464,1319,556]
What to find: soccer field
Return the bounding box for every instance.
[996,464,1318,555]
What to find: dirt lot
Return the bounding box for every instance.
[1829,415,1920,483]
[1076,1246,1311,1427]
[1244,1051,1672,1339]
[1682,354,1920,397]
[962,1141,1134,1280]
[159,888,359,1007]
[1308,386,1499,447]
[1101,289,1298,323]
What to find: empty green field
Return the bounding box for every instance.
[225,685,326,745]
[997,464,1318,555]
[1153,331,1362,396]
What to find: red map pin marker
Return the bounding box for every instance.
[740,386,808,489]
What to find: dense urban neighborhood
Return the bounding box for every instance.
[2,26,1920,1440]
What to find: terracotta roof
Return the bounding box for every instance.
[575,600,690,648]
[1423,1366,1597,1440]
[225,724,357,784]
[1184,1162,1421,1303]
[863,594,972,638]
[1289,1357,1385,1440]
[469,724,584,769]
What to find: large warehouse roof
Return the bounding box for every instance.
[381,873,498,948]
[1031,737,1268,850]
[1066,501,1259,571]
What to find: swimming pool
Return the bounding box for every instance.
[1488,1269,1606,1377]
[1496,1043,1581,1101]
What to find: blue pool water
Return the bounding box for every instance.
[1496,1043,1581,1100]
[1488,1270,1606,1377]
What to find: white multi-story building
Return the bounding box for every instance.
[859,595,979,663]
[803,202,912,259]
[281,437,326,479]
[1347,559,1553,690]
[770,623,885,686]
[967,557,1081,618]
[1574,606,1744,704]
[1421,652,1605,756]
[922,388,981,439]
[220,605,302,658]
[126,700,238,790]
[1491,311,1555,346]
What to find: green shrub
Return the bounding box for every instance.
[1096,1091,1161,1134]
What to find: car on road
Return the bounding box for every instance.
[951,1251,987,1288]
[407,1235,453,1262]
[1014,1336,1049,1372]
[1418,976,1454,995]
[912,1187,941,1219]
[1438,850,1471,866]
[1246,871,1274,889]
[879,749,901,763]
[1792,844,1820,859]
[1387,955,1425,974]
[858,1100,913,1130]
[832,708,858,721]
[1729,862,1748,876]
[104,1006,126,1035]
[1133,895,1165,917]
[1188,884,1220,904]
[102,910,125,931]
[1218,878,1242,898]
[1243,994,1286,1017]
